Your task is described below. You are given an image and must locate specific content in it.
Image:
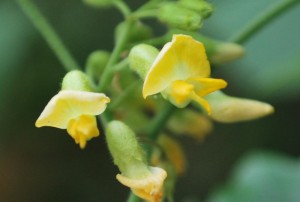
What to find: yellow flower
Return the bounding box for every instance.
[35,90,110,149]
[143,34,227,114]
[116,167,167,202]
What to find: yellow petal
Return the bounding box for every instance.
[190,92,211,114]
[116,167,167,202]
[143,34,210,98]
[67,115,99,149]
[164,80,194,108]
[35,90,110,129]
[187,77,227,96]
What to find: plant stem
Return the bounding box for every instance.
[108,80,140,110]
[127,192,142,202]
[16,0,80,71]
[132,9,158,19]
[113,1,131,18]
[230,0,299,44]
[98,20,133,92]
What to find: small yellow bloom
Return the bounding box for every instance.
[116,167,167,202]
[35,90,110,148]
[143,34,227,114]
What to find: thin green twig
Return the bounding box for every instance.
[230,0,299,44]
[16,0,80,71]
[113,1,131,18]
[98,20,133,92]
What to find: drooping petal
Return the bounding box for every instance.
[190,91,211,114]
[187,77,227,97]
[143,34,210,98]
[35,90,110,129]
[116,167,167,202]
[67,115,99,149]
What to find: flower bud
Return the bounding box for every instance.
[106,121,167,201]
[179,0,214,18]
[205,91,274,123]
[61,70,93,92]
[158,3,203,31]
[85,50,110,82]
[115,21,153,44]
[129,44,159,79]
[210,42,245,64]
[83,0,117,8]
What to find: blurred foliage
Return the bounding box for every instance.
[207,151,300,202]
[0,0,299,201]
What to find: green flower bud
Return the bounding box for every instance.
[158,3,203,31]
[205,91,274,123]
[106,121,167,201]
[61,70,93,91]
[128,44,159,79]
[83,0,117,8]
[115,21,153,44]
[179,0,214,18]
[85,50,110,82]
[106,120,149,178]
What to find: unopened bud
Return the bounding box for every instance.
[62,70,93,92]
[179,0,214,18]
[106,121,167,201]
[129,44,159,79]
[206,91,274,123]
[158,3,203,31]
[210,42,245,64]
[85,50,110,82]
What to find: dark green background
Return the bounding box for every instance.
[0,0,299,201]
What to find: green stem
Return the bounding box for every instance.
[98,20,133,91]
[230,0,299,44]
[113,1,131,18]
[16,0,80,71]
[132,9,158,19]
[143,103,176,157]
[108,80,140,110]
[127,192,142,202]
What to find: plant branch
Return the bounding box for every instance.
[17,0,80,71]
[230,0,299,44]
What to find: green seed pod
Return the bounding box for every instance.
[179,0,214,18]
[128,44,159,79]
[158,3,203,31]
[61,70,93,92]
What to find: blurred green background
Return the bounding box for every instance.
[0,0,300,201]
